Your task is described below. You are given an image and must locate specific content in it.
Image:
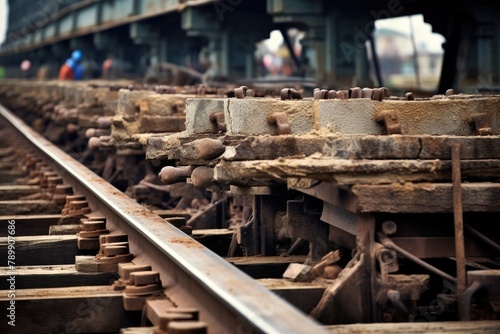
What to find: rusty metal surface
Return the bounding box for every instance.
[0,102,327,334]
[3,80,500,330]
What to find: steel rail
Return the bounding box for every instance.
[0,103,328,334]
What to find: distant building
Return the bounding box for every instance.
[372,27,443,91]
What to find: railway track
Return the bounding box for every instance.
[1,80,500,334]
[0,103,326,333]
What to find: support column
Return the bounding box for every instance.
[130,21,161,75]
[267,0,326,84]
[182,6,271,81]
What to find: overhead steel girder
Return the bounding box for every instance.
[0,0,221,57]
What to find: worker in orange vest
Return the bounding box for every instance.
[58,50,84,80]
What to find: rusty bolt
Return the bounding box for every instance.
[280,88,302,100]
[349,87,362,98]
[86,128,110,139]
[97,117,111,129]
[361,88,373,99]
[380,87,391,97]
[267,112,292,135]
[88,137,101,150]
[382,220,397,236]
[234,86,249,99]
[159,165,195,184]
[85,128,96,138]
[313,89,329,100]
[193,138,225,160]
[337,90,348,100]
[209,112,227,133]
[190,167,215,188]
[312,88,319,99]
[372,88,384,101]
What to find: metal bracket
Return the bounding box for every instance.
[468,113,492,136]
[266,112,292,135]
[375,109,402,135]
[209,112,227,133]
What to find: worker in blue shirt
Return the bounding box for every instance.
[58,50,84,80]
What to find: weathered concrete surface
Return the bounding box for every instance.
[375,95,500,135]
[226,98,315,135]
[185,98,228,134]
[317,99,384,134]
[116,89,191,116]
[112,90,190,140]
[218,95,500,135]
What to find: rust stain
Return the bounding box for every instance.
[169,237,203,248]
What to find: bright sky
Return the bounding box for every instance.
[0,0,7,45]
[376,14,445,53]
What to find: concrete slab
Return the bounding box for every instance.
[185,98,228,134]
[226,98,315,135]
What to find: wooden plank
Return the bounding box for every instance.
[0,147,13,157]
[0,214,61,236]
[227,256,307,279]
[0,200,61,215]
[0,170,27,183]
[0,185,40,200]
[225,135,500,161]
[326,321,500,333]
[352,183,500,213]
[215,159,500,185]
[0,265,118,289]
[0,286,140,333]
[259,278,325,314]
[139,115,186,133]
[0,161,17,170]
[49,224,82,235]
[0,235,81,265]
[146,133,212,160]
